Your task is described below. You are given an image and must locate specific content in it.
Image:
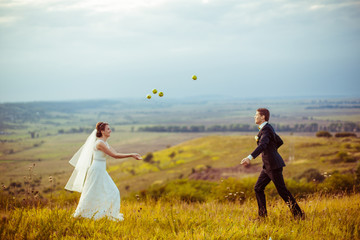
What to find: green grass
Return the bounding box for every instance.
[1,193,359,239]
[107,135,359,196]
[1,133,359,199]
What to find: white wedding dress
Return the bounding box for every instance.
[73,139,124,221]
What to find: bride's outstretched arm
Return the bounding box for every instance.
[97,142,142,160]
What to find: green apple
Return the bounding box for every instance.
[192,75,197,80]
[146,94,151,99]
[159,92,164,97]
[152,89,157,94]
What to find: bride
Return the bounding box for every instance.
[65,122,142,221]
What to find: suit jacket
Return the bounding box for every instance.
[251,123,285,170]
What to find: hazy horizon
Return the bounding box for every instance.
[1,93,359,105]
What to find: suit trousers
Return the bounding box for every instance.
[254,167,303,217]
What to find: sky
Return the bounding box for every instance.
[0,0,359,102]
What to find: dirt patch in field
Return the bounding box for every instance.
[188,163,262,181]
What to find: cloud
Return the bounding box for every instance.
[309,1,360,11]
[0,16,19,24]
[0,0,359,102]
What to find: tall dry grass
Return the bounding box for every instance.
[1,193,359,239]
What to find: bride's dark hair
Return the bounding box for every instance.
[96,122,108,138]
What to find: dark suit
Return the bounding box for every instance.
[251,123,303,218]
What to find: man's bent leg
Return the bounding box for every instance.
[270,168,303,218]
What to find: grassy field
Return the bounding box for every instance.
[1,193,359,239]
[1,97,360,239]
[1,97,359,189]
[1,133,359,198]
[107,135,360,196]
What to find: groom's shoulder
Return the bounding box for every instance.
[264,123,276,133]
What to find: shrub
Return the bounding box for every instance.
[319,173,356,193]
[169,151,176,159]
[212,177,256,203]
[284,178,316,197]
[316,131,332,137]
[136,179,216,202]
[335,132,357,138]
[356,164,360,186]
[143,152,154,163]
[166,180,214,202]
[132,172,359,203]
[336,151,356,163]
[297,168,325,183]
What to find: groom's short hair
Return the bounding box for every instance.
[257,108,270,121]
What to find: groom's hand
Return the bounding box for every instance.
[241,157,250,166]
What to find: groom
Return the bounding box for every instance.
[241,108,304,219]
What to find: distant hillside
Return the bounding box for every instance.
[109,135,360,196]
[1,97,360,130]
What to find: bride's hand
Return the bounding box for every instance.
[132,153,143,160]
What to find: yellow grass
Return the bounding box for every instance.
[1,193,359,239]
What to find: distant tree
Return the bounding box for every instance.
[29,131,36,139]
[335,132,357,138]
[190,125,205,132]
[316,131,332,138]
